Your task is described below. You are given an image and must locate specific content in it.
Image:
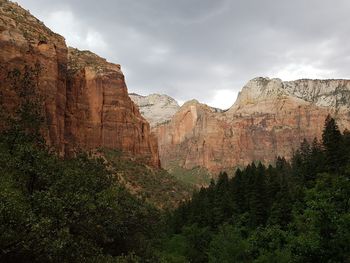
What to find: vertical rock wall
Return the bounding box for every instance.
[0,0,159,167]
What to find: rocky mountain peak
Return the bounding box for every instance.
[230,77,350,114]
[180,99,224,113]
[155,77,350,174]
[129,93,180,127]
[233,77,288,107]
[181,99,201,108]
[229,77,293,114]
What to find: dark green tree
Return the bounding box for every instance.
[322,115,345,173]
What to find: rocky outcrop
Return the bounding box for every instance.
[0,0,67,152]
[155,77,350,174]
[154,100,227,172]
[65,48,159,166]
[129,93,180,127]
[229,77,350,114]
[283,79,350,111]
[0,0,159,167]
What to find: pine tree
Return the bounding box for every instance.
[300,139,311,162]
[249,162,267,226]
[342,129,350,164]
[309,138,326,180]
[231,169,245,215]
[322,115,344,173]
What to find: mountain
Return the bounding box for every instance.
[154,77,350,175]
[0,0,159,166]
[3,0,350,178]
[129,93,180,127]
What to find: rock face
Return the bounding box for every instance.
[155,77,350,174]
[0,0,159,167]
[129,93,180,127]
[0,0,67,152]
[65,48,159,166]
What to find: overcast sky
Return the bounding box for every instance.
[15,0,350,109]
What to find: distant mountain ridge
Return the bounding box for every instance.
[231,77,350,113]
[130,93,226,128]
[140,77,350,175]
[3,0,350,180]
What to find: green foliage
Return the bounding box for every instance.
[0,132,160,261]
[168,165,212,187]
[290,173,350,262]
[322,115,345,173]
[161,116,350,262]
[1,67,349,262]
[102,149,193,209]
[158,234,188,262]
[157,224,211,263]
[0,66,160,262]
[208,224,250,263]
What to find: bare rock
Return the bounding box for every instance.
[0,0,159,167]
[155,77,350,174]
[129,93,180,127]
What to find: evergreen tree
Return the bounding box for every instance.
[231,169,245,215]
[309,138,326,181]
[162,116,350,263]
[322,115,344,173]
[342,129,350,164]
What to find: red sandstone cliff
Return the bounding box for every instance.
[66,48,159,166]
[0,0,159,167]
[154,78,350,174]
[0,0,67,152]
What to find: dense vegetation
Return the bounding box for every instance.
[0,134,161,262]
[167,165,212,187]
[158,115,350,262]
[0,67,164,262]
[102,149,192,210]
[1,67,349,262]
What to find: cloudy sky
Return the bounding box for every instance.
[15,0,350,109]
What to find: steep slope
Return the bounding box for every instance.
[101,149,193,209]
[129,93,180,127]
[66,48,159,166]
[0,0,67,152]
[154,100,224,172]
[0,0,159,167]
[155,77,350,174]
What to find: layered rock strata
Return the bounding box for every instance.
[155,78,350,174]
[0,0,67,152]
[0,0,159,167]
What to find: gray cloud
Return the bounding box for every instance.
[16,0,350,108]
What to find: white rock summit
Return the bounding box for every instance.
[129,93,180,127]
[230,77,350,114]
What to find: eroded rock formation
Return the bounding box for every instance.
[65,48,159,166]
[0,0,159,167]
[129,93,180,127]
[154,78,350,174]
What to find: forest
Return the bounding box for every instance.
[159,115,350,262]
[0,68,349,262]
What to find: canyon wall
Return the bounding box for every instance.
[0,0,159,167]
[0,0,67,152]
[153,78,350,174]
